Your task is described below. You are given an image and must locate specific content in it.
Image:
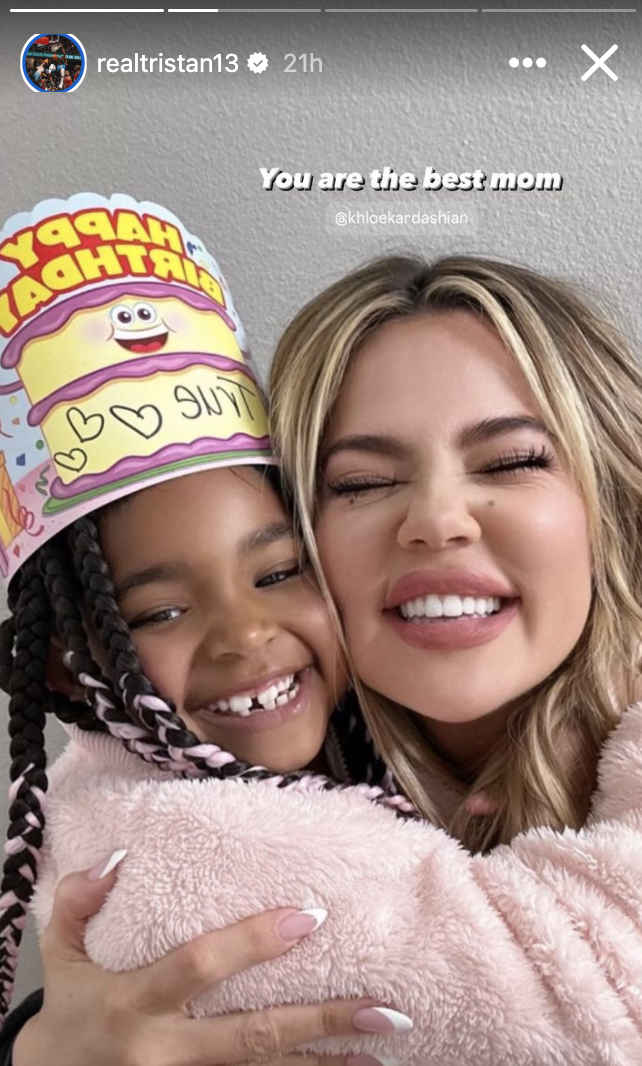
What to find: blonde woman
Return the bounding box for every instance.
[269,255,642,1053]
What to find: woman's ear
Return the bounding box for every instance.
[46,636,85,701]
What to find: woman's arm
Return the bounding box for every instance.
[34,708,642,1066]
[10,862,390,1066]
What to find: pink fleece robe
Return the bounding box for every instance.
[31,706,642,1066]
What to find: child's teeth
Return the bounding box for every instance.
[208,673,301,716]
[229,696,252,713]
[257,684,279,711]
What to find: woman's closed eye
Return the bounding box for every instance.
[324,474,400,499]
[325,445,555,500]
[477,444,555,478]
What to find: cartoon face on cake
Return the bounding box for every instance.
[2,284,244,409]
[108,299,169,354]
[94,295,231,357]
[0,281,270,510]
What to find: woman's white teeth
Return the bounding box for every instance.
[399,595,503,620]
[207,674,299,716]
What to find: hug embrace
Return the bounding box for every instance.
[0,194,640,1066]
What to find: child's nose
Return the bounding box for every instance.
[198,604,278,661]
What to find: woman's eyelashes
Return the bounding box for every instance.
[325,443,556,498]
[325,475,400,499]
[476,443,556,478]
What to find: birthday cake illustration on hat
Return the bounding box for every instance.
[0,194,272,581]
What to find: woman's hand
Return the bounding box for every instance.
[13,852,403,1066]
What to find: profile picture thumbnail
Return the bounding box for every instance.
[22,34,86,93]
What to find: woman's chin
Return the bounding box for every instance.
[372,679,522,728]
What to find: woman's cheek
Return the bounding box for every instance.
[318,509,376,603]
[316,514,349,592]
[515,490,590,587]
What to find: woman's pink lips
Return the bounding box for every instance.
[384,600,519,651]
[195,667,313,734]
[385,569,517,608]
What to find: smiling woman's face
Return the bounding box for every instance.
[315,311,593,730]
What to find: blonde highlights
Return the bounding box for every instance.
[270,256,642,852]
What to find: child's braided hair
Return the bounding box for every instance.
[0,510,412,1021]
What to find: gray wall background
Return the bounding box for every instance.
[1,1,640,1001]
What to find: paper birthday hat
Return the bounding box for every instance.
[0,193,273,582]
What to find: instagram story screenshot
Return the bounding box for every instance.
[0,2,641,1064]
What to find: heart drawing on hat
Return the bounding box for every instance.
[110,405,162,440]
[54,449,88,473]
[67,407,105,443]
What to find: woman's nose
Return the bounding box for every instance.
[395,481,482,552]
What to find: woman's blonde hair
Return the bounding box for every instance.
[270,255,642,852]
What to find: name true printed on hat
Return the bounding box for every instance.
[55,372,265,477]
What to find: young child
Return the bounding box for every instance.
[0,193,408,1060]
[1,199,642,1066]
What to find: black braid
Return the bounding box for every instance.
[42,531,178,765]
[0,557,51,1019]
[331,691,391,785]
[68,516,170,731]
[38,537,110,734]
[0,624,15,698]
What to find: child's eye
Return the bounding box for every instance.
[479,444,555,476]
[256,563,304,588]
[128,606,184,630]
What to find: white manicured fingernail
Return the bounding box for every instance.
[301,907,328,929]
[278,907,328,941]
[87,848,128,881]
[353,1006,414,1033]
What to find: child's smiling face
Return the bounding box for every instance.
[97,466,347,773]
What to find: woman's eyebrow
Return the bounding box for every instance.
[458,415,555,448]
[238,520,294,555]
[321,418,553,471]
[321,435,409,467]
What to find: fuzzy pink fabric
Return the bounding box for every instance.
[31,707,642,1066]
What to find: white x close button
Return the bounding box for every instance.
[581,44,618,81]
